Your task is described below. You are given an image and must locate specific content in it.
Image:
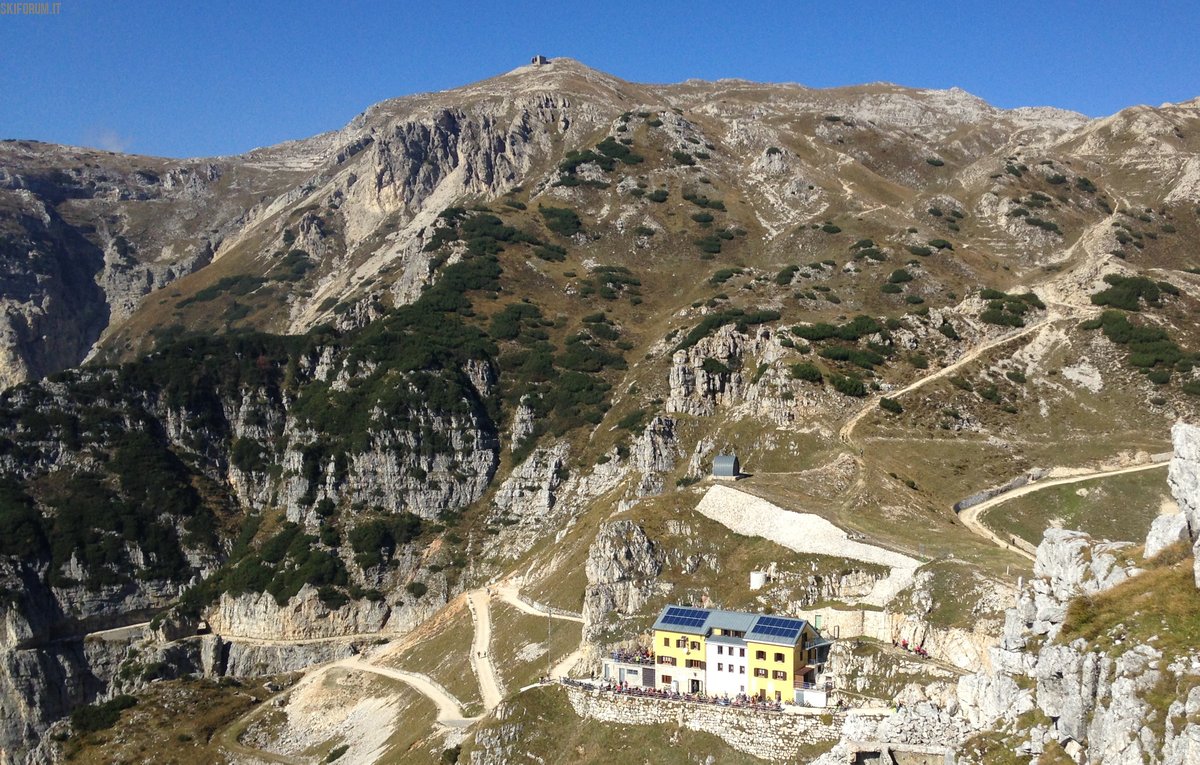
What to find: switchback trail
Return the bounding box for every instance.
[335,658,478,728]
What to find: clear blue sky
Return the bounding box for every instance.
[3,0,1197,158]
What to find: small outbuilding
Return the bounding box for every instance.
[531,55,549,66]
[712,454,740,480]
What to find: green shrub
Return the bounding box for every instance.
[349,515,422,569]
[647,189,669,203]
[789,362,823,383]
[926,158,945,167]
[821,223,842,234]
[691,212,715,225]
[880,397,903,414]
[672,151,696,166]
[70,695,137,734]
[830,374,867,397]
[406,581,428,599]
[694,236,722,254]
[540,206,582,236]
[881,283,902,294]
[907,245,932,257]
[888,269,914,284]
[1091,275,1174,311]
[595,136,644,164]
[1147,369,1172,385]
[775,265,799,285]
[927,239,953,250]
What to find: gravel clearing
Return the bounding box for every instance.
[694,485,919,607]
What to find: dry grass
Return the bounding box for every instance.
[1059,543,1200,656]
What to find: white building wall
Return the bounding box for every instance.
[704,642,749,697]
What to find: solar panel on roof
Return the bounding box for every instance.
[748,615,803,641]
[661,607,709,629]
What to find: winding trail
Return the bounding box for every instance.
[494,580,584,623]
[956,461,1170,560]
[466,588,505,711]
[839,316,1055,447]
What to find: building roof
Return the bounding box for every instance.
[712,454,740,476]
[652,605,816,647]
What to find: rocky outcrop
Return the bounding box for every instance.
[582,521,665,642]
[666,323,817,426]
[205,586,391,641]
[956,517,1198,761]
[1168,421,1200,585]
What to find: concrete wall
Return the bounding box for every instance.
[565,685,888,763]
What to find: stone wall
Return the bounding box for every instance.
[564,685,887,762]
[805,607,997,673]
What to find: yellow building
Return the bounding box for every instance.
[649,606,826,701]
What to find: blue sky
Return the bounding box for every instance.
[2,0,1198,158]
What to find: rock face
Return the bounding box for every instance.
[582,520,665,642]
[1168,421,1200,585]
[956,515,1200,761]
[0,145,282,387]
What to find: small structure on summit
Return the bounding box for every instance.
[712,454,740,480]
[531,54,549,66]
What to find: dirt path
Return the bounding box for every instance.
[335,658,478,728]
[81,621,150,642]
[839,316,1054,447]
[214,690,307,765]
[957,461,1170,561]
[466,589,505,711]
[494,579,584,623]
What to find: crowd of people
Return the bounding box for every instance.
[562,678,786,712]
[892,638,930,659]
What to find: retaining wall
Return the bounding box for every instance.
[564,685,888,762]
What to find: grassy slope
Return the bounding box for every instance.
[490,601,582,690]
[982,469,1170,546]
[376,598,484,715]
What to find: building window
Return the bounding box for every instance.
[755,650,766,661]
[754,668,767,678]
[773,670,788,680]
[718,663,724,671]
[690,641,700,651]
[663,637,669,647]
[739,648,745,657]
[739,666,745,674]
[677,638,687,648]
[774,652,785,663]
[662,675,672,684]
[717,646,724,655]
